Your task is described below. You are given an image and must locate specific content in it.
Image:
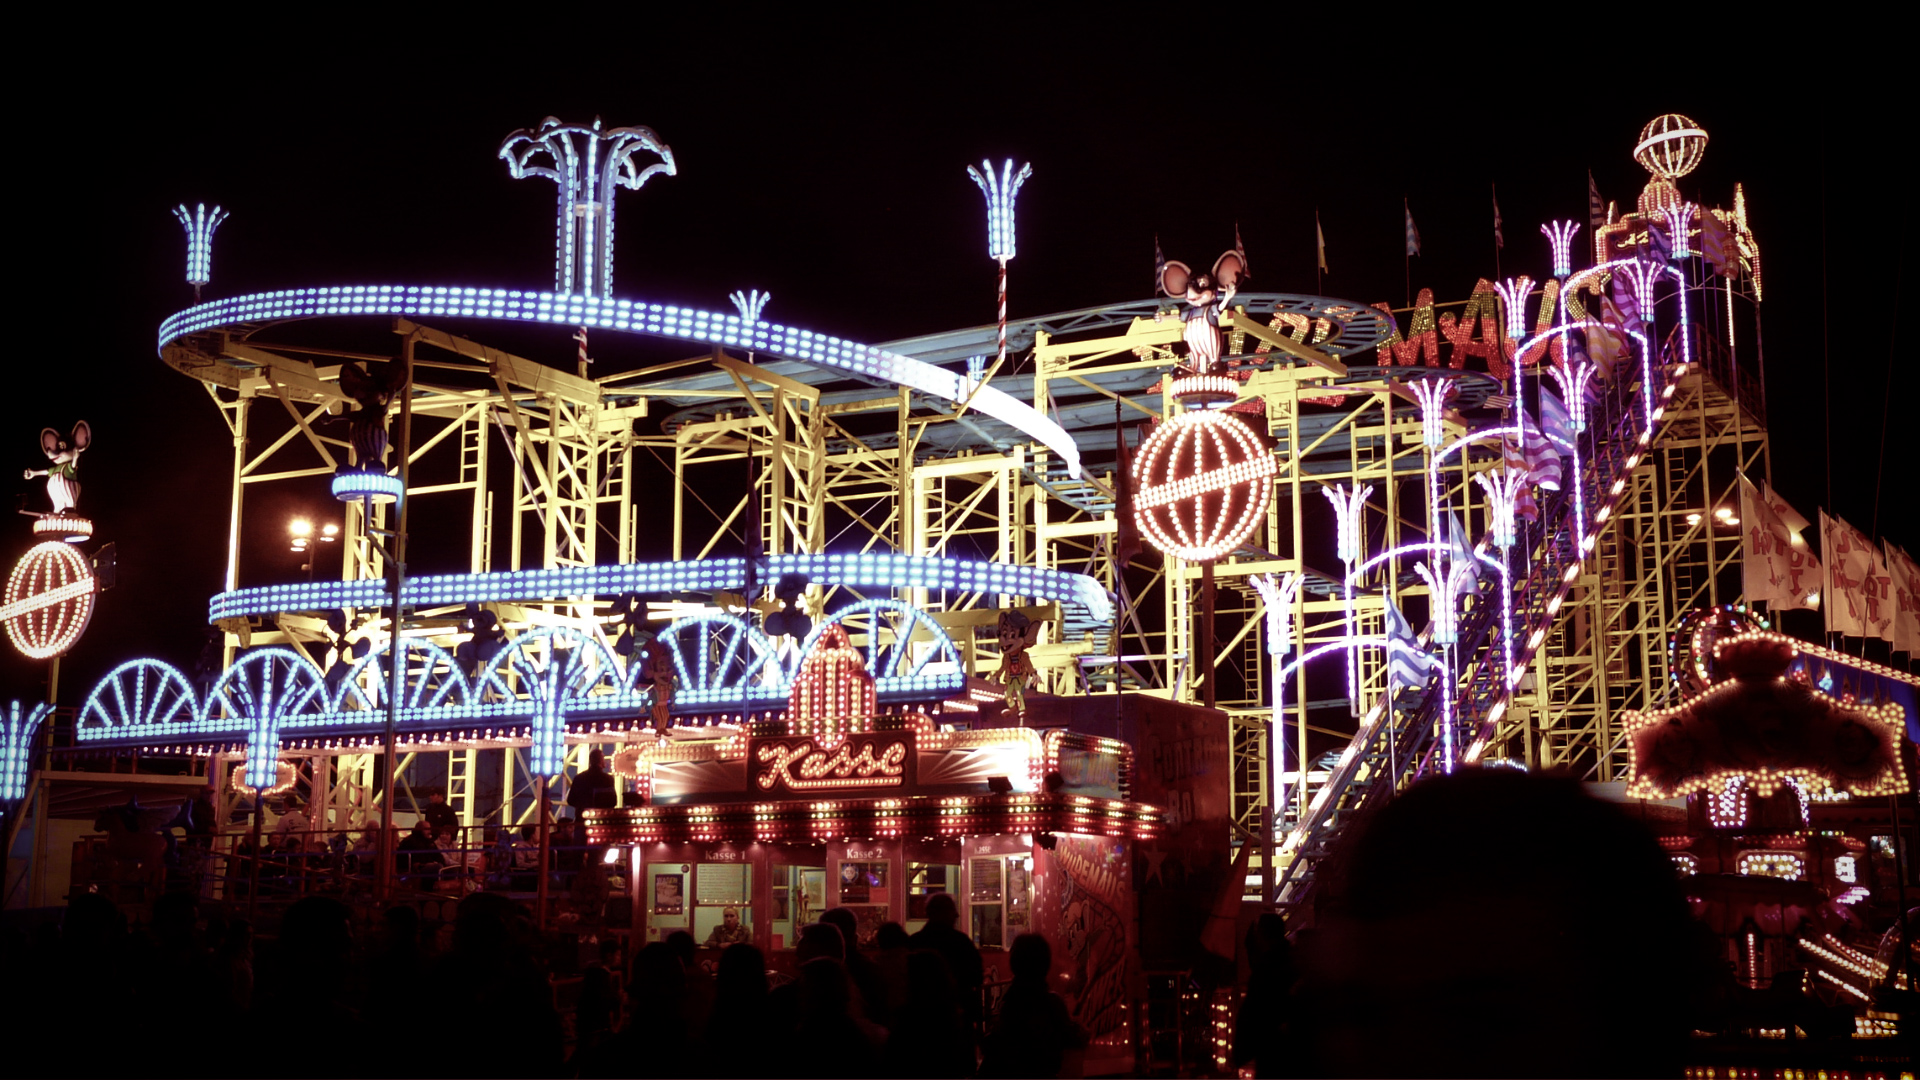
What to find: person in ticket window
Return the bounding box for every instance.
[704,906,750,946]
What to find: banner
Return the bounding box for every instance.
[1887,542,1920,655]
[1821,511,1894,641]
[1738,475,1819,609]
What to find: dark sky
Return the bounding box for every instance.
[7,28,1909,702]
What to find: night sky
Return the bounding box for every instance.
[8,31,1908,703]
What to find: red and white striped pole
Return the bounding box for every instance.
[575,326,590,377]
[968,159,1031,381]
[997,258,1009,372]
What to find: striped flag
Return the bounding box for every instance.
[1234,223,1250,277]
[1153,235,1166,294]
[1502,422,1559,512]
[1443,509,1483,597]
[1492,184,1505,250]
[1501,435,1540,522]
[1385,596,1443,690]
[1316,213,1329,274]
[1404,200,1422,257]
[1587,171,1606,234]
[1699,209,1737,277]
[1537,388,1575,452]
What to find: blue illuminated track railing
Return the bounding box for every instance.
[1273,326,1688,910]
[159,284,1087,478]
[207,551,1112,629]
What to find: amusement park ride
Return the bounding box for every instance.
[5,112,1918,1064]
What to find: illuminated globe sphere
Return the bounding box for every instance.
[4,540,97,660]
[1634,114,1708,180]
[1132,410,1275,562]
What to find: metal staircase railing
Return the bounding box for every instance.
[1274,338,1686,910]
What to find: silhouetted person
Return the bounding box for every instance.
[261,895,361,1047]
[884,948,977,1077]
[425,892,563,1076]
[397,819,444,890]
[567,749,617,817]
[980,933,1086,1078]
[874,921,913,1024]
[1293,769,1704,1078]
[582,943,688,1078]
[421,789,458,832]
[823,906,890,1027]
[575,940,624,1061]
[769,921,849,1029]
[1233,912,1296,1077]
[910,893,984,1028]
[666,929,714,1033]
[793,955,884,1077]
[703,942,773,1077]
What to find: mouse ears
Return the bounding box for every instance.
[1211,249,1249,291]
[1157,259,1192,298]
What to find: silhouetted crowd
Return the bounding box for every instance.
[3,771,1750,1078]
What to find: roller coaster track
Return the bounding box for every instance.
[1273,338,1685,912]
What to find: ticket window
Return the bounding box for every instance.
[907,861,960,935]
[644,862,692,940]
[835,859,891,948]
[773,865,826,950]
[691,862,751,945]
[968,854,1033,949]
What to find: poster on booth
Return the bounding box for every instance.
[1032,834,1135,1071]
[1821,512,1894,642]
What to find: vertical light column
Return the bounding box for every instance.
[1249,572,1301,847]
[1321,484,1372,717]
[173,203,228,301]
[966,159,1032,378]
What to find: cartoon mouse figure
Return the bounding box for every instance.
[994,609,1044,718]
[641,637,677,732]
[24,422,91,514]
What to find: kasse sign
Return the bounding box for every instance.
[750,733,916,796]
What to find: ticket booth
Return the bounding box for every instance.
[584,624,1158,1069]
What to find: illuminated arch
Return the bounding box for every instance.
[205,649,329,788]
[337,637,470,715]
[480,626,629,775]
[78,659,199,738]
[804,598,964,700]
[652,614,789,711]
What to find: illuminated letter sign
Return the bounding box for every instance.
[751,733,916,795]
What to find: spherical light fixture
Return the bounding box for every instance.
[1131,396,1275,562]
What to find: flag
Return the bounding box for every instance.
[1492,184,1504,250]
[1537,388,1575,452]
[1647,222,1672,264]
[1501,434,1542,522]
[1699,209,1737,277]
[1442,509,1483,597]
[1153,234,1166,294]
[1588,171,1605,234]
[1609,270,1643,334]
[1738,474,1820,610]
[1762,481,1811,535]
[1385,597,1442,689]
[1506,409,1562,494]
[1316,212,1328,274]
[1822,511,1895,641]
[1234,222,1250,277]
[1886,542,1920,654]
[1404,200,1422,257]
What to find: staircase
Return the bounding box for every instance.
[1273,337,1687,912]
